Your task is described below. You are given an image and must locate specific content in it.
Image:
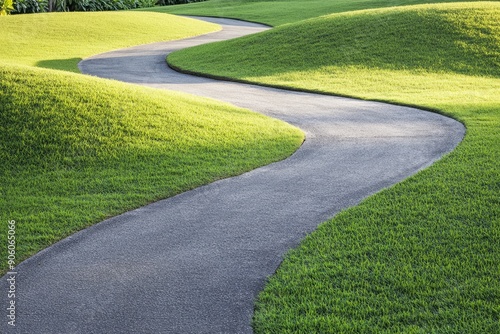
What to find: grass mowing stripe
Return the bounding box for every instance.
[167,2,500,332]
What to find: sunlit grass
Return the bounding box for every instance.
[148,0,488,26]
[168,3,500,79]
[0,11,219,72]
[168,2,500,332]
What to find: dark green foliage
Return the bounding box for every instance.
[11,0,204,13]
[157,0,205,6]
[14,0,46,13]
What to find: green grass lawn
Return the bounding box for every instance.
[0,11,219,72]
[0,12,303,273]
[167,1,500,332]
[147,0,488,26]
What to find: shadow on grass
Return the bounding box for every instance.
[36,58,82,73]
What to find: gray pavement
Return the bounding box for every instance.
[1,17,465,334]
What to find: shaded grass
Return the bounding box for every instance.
[167,2,500,332]
[147,0,489,26]
[0,64,304,273]
[0,11,219,72]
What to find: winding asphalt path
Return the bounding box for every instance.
[2,17,464,334]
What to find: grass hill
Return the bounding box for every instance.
[152,0,489,26]
[0,13,303,272]
[167,2,500,332]
[168,2,500,83]
[0,11,219,72]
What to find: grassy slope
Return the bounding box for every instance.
[168,2,500,332]
[147,0,488,26]
[0,12,303,273]
[0,11,219,72]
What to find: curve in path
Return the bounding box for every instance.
[1,17,464,334]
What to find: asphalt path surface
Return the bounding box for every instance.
[1,17,465,334]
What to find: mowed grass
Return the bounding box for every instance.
[0,11,219,72]
[0,12,304,273]
[168,2,500,332]
[0,64,304,273]
[148,0,488,26]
